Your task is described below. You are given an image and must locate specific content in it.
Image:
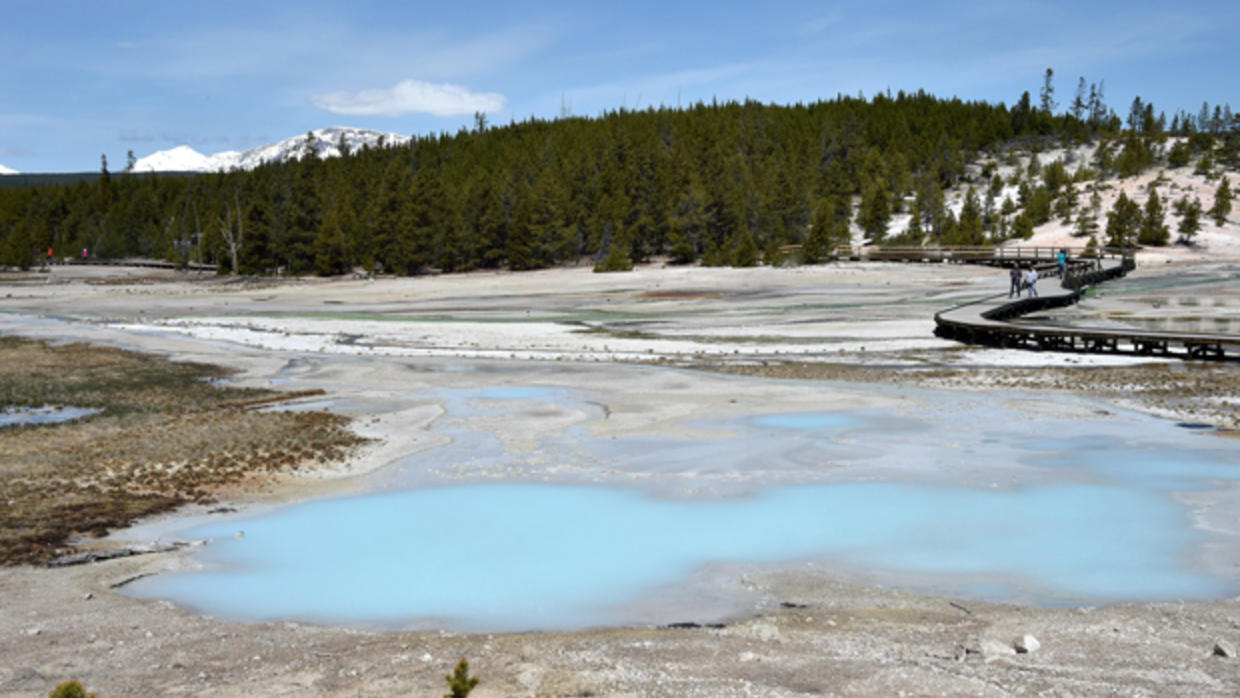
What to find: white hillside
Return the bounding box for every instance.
[132,126,411,173]
[0,163,17,175]
[902,142,1240,263]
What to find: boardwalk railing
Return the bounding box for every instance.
[933,255,1237,361]
[830,245,1131,265]
[34,258,215,272]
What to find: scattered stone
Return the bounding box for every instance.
[26,628,41,636]
[83,592,93,600]
[1214,640,1236,658]
[1014,634,1041,654]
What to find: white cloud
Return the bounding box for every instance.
[309,79,507,117]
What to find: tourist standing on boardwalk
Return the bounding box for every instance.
[1009,264,1022,298]
[1057,249,1066,278]
[1025,265,1039,297]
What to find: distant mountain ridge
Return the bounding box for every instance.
[0,163,17,175]
[131,126,412,173]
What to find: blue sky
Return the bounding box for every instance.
[1,0,1236,172]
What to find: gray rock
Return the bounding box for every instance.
[1213,640,1236,658]
[1014,634,1041,654]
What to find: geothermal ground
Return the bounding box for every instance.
[2,259,1240,697]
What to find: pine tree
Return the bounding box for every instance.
[1138,189,1169,246]
[762,238,786,266]
[1011,211,1034,239]
[1074,189,1100,237]
[857,181,891,241]
[49,680,98,698]
[1210,177,1233,225]
[403,166,445,274]
[1039,68,1057,115]
[666,220,695,264]
[313,205,348,275]
[955,186,985,244]
[1167,140,1192,168]
[801,198,833,264]
[594,225,634,272]
[1195,152,1215,177]
[1024,186,1054,225]
[1084,234,1100,258]
[1070,76,1087,121]
[367,159,414,274]
[730,228,759,267]
[238,199,273,275]
[1105,191,1141,248]
[828,217,852,252]
[1127,96,1145,132]
[469,174,508,269]
[905,207,925,244]
[507,196,539,271]
[1175,196,1203,244]
[1055,183,1078,224]
[444,658,480,698]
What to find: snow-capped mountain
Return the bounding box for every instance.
[130,145,239,173]
[131,126,411,173]
[0,163,17,175]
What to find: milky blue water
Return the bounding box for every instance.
[126,385,1240,632]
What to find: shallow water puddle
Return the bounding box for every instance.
[126,385,1240,631]
[0,405,100,428]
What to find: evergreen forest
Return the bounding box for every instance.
[1,81,1237,276]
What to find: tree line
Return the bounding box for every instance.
[1,81,1237,275]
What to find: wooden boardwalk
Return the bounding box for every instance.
[932,252,1240,360]
[42,258,215,272]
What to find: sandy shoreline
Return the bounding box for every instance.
[3,261,1240,696]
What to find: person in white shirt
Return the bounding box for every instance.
[1024,266,1038,297]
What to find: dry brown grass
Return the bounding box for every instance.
[0,336,367,565]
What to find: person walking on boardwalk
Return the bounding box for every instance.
[1009,263,1022,298]
[1057,248,1067,278]
[1025,265,1039,297]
